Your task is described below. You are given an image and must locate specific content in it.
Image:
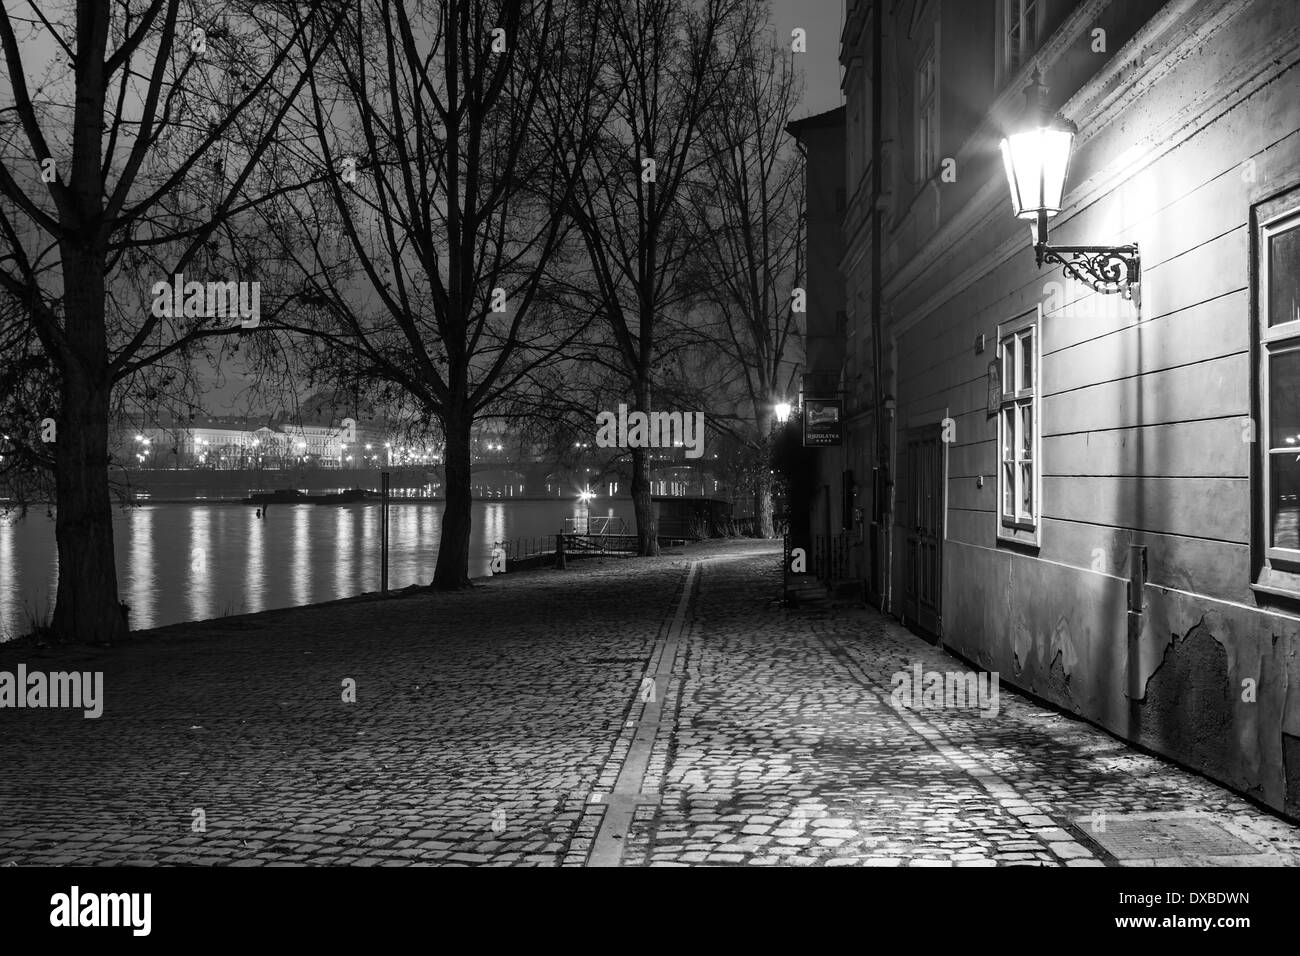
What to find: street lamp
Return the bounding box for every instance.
[999,70,1139,299]
[577,487,595,532]
[774,401,792,425]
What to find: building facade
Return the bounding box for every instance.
[787,107,857,580]
[843,0,1300,818]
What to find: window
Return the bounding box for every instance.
[916,40,938,182]
[997,310,1040,544]
[1260,205,1300,567]
[997,0,1045,88]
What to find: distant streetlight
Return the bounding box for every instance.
[774,401,792,424]
[578,487,595,531]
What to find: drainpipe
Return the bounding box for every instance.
[1127,543,1148,724]
[870,0,887,608]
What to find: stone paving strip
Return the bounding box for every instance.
[622,547,1300,867]
[1,539,1298,867]
[582,560,697,866]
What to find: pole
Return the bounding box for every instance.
[381,471,390,596]
[871,0,886,606]
[783,533,790,607]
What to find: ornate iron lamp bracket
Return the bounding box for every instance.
[1035,242,1141,300]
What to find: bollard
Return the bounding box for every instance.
[783,533,790,606]
[380,471,390,596]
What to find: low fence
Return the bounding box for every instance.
[782,532,862,604]
[811,533,857,583]
[491,528,640,572]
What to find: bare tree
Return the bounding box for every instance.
[0,0,343,643]
[260,0,607,587]
[555,0,744,556]
[684,4,805,538]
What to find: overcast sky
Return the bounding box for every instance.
[770,0,845,119]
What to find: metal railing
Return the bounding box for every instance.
[564,515,629,535]
[811,532,856,583]
[492,536,555,565]
[782,532,862,606]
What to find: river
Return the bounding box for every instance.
[0,498,636,638]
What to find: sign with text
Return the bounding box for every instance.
[802,397,843,447]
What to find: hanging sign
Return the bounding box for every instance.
[802,398,843,447]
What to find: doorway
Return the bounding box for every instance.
[901,424,944,637]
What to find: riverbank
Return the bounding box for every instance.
[0,537,746,654]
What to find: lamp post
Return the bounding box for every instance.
[578,487,594,534]
[999,71,1140,299]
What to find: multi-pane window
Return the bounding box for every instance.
[997,0,1044,87]
[1260,206,1300,562]
[916,42,938,182]
[998,312,1039,541]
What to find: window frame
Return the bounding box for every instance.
[916,36,938,183]
[997,307,1041,547]
[996,0,1047,90]
[1259,205,1300,568]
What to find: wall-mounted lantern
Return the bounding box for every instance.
[999,71,1140,300]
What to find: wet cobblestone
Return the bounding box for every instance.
[1,540,1298,866]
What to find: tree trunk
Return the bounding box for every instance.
[754,470,775,539]
[754,405,775,538]
[630,380,659,556]
[433,407,474,588]
[52,246,127,645]
[630,444,658,556]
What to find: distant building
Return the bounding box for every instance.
[118,416,357,469]
[277,423,348,467]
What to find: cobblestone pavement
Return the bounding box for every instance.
[1,540,1298,866]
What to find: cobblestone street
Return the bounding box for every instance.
[2,539,1298,867]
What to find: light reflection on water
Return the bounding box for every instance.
[0,499,630,638]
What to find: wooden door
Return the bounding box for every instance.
[902,426,944,636]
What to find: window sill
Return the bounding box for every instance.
[997,527,1040,552]
[1251,564,1300,606]
[1250,582,1300,600]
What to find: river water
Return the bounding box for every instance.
[0,499,635,638]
